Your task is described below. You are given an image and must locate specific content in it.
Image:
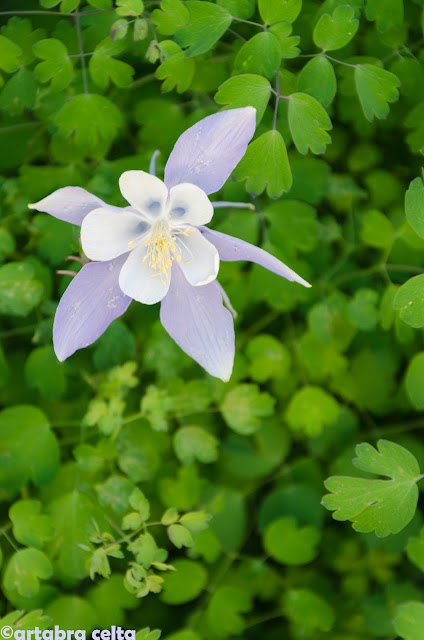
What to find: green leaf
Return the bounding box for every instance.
[3,549,53,598]
[355,64,400,122]
[96,475,135,515]
[246,334,291,383]
[0,406,60,493]
[365,0,404,33]
[258,0,302,24]
[406,527,424,571]
[405,352,424,410]
[297,56,337,107]
[173,426,219,464]
[322,440,422,537]
[88,0,113,8]
[0,35,22,73]
[207,586,252,636]
[33,39,73,91]
[288,92,332,155]
[393,274,424,328]
[133,18,148,40]
[0,68,37,116]
[156,51,195,93]
[264,200,318,253]
[269,23,300,58]
[25,346,67,400]
[405,177,424,239]
[313,5,359,51]
[128,532,157,568]
[221,383,275,435]
[234,130,292,198]
[174,1,232,57]
[136,629,162,640]
[110,18,129,41]
[0,610,52,633]
[286,386,340,436]
[0,262,43,317]
[215,74,271,123]
[161,559,207,604]
[284,589,335,634]
[151,0,189,35]
[347,288,379,331]
[263,516,320,564]
[234,32,282,79]
[217,0,254,19]
[360,209,394,248]
[167,524,194,548]
[180,511,212,531]
[55,94,123,148]
[47,490,110,583]
[394,602,424,640]
[89,38,135,89]
[115,0,144,16]
[10,500,54,549]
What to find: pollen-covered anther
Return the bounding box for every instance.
[142,220,185,285]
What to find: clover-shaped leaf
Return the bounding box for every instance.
[3,549,53,599]
[89,38,135,89]
[33,39,73,91]
[9,500,54,549]
[263,516,320,565]
[0,35,22,73]
[288,92,332,155]
[297,56,337,107]
[215,74,272,123]
[322,440,422,537]
[313,5,359,52]
[394,602,424,640]
[175,1,232,57]
[258,0,301,25]
[355,64,400,122]
[55,94,123,149]
[0,610,52,633]
[234,130,292,198]
[151,0,189,35]
[393,275,424,329]
[405,177,424,240]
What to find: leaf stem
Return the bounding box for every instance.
[325,54,357,69]
[273,72,280,130]
[75,12,88,94]
[231,16,266,29]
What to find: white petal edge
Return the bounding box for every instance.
[119,244,171,305]
[81,207,150,262]
[168,183,214,227]
[119,170,169,219]
[178,228,220,286]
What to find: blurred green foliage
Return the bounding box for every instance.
[2,0,424,638]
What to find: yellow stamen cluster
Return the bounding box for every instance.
[142,221,193,285]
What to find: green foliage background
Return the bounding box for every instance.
[3,0,424,638]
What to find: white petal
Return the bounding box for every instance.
[119,170,168,219]
[178,228,219,286]
[81,207,150,261]
[119,245,171,305]
[168,183,214,227]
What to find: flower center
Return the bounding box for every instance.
[142,221,192,285]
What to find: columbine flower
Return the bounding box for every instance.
[29,107,310,381]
